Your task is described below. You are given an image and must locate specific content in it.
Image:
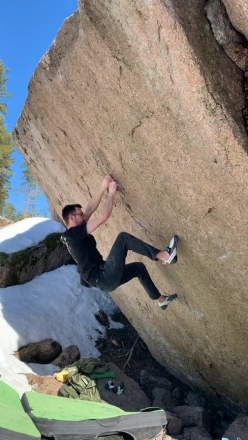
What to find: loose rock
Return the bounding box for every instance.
[182,426,212,440]
[166,411,184,436]
[52,345,80,368]
[172,406,210,432]
[140,369,173,391]
[223,414,248,440]
[14,339,62,364]
[153,387,180,410]
[184,392,206,408]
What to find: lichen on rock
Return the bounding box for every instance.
[0,233,73,287]
[0,252,9,266]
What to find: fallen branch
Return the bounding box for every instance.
[122,336,139,370]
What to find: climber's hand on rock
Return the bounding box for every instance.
[109,180,117,195]
[101,174,113,191]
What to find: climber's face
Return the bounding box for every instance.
[70,207,86,225]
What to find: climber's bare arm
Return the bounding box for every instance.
[86,181,117,234]
[84,174,113,221]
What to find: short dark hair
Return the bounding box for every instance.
[62,204,82,225]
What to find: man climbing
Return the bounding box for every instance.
[61,175,178,311]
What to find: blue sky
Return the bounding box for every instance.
[1,0,78,216]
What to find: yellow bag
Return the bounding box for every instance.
[55,365,79,383]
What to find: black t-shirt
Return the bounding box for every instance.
[61,224,103,284]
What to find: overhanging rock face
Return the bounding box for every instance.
[13,0,248,411]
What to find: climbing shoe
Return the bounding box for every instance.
[112,383,124,395]
[104,379,115,390]
[158,293,178,310]
[162,235,179,264]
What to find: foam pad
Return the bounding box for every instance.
[21,392,167,439]
[0,381,40,440]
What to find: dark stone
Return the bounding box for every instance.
[184,391,206,408]
[183,426,212,440]
[205,0,242,46]
[223,415,248,440]
[172,386,181,400]
[173,406,210,431]
[140,369,173,391]
[166,411,184,436]
[95,309,109,327]
[52,345,80,368]
[15,339,62,364]
[153,387,180,410]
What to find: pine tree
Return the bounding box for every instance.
[20,161,41,218]
[0,116,14,212]
[0,61,46,222]
[1,201,22,222]
[0,60,12,114]
[0,60,14,215]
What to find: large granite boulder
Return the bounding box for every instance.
[12,0,248,413]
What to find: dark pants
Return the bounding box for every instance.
[95,232,161,300]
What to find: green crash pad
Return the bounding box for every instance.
[0,380,40,440]
[21,391,167,439]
